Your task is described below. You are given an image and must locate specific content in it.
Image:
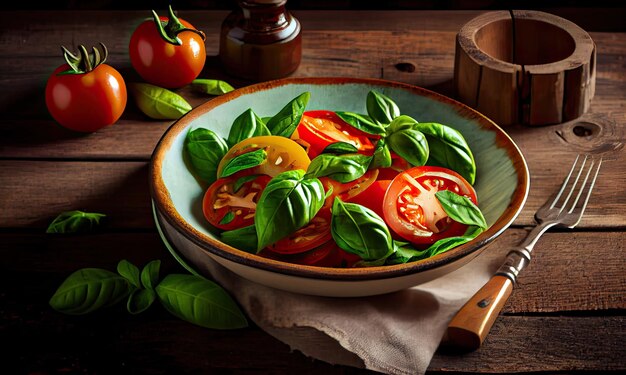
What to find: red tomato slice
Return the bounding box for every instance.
[291,110,375,158]
[319,169,379,215]
[383,166,478,248]
[202,175,271,231]
[266,215,332,254]
[377,152,412,180]
[349,180,391,220]
[259,241,361,268]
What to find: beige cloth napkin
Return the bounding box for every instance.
[181,241,510,375]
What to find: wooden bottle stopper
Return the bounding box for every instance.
[454,10,596,126]
[219,0,302,82]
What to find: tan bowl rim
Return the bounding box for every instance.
[150,77,530,281]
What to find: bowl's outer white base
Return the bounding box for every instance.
[155,207,485,297]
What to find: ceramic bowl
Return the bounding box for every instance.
[150,77,529,297]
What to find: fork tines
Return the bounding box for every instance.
[550,154,603,216]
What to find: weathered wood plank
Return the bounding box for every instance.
[431,316,626,372]
[0,161,153,229]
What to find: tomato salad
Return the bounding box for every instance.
[184,91,487,268]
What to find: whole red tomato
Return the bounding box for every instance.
[129,6,206,88]
[45,43,127,133]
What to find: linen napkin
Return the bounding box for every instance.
[165,225,512,375]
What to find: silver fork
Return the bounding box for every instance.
[444,154,603,351]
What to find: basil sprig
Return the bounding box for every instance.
[436,190,487,229]
[220,225,258,254]
[219,148,267,178]
[414,122,476,184]
[191,79,234,96]
[367,90,400,125]
[368,138,392,170]
[386,226,483,265]
[254,170,325,250]
[46,210,106,234]
[184,128,229,185]
[227,108,271,147]
[265,92,310,138]
[335,111,386,136]
[50,259,247,329]
[321,142,359,155]
[386,116,430,167]
[128,82,192,120]
[305,153,371,183]
[330,198,393,261]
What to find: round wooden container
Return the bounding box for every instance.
[454,10,596,126]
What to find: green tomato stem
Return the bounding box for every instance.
[58,42,108,76]
[152,5,206,46]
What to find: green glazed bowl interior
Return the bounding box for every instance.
[151,77,529,281]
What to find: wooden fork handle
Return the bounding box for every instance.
[444,275,514,351]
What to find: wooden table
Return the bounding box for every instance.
[1,9,624,374]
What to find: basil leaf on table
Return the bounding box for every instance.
[335,111,386,136]
[367,90,400,125]
[265,92,310,137]
[219,148,267,178]
[368,138,392,170]
[330,198,393,261]
[305,153,371,183]
[128,82,192,120]
[227,108,271,147]
[127,288,156,315]
[49,268,132,315]
[321,142,359,155]
[140,260,161,290]
[414,122,476,184]
[156,274,248,329]
[184,128,229,184]
[191,79,234,95]
[436,190,487,229]
[220,225,258,253]
[117,259,141,288]
[46,210,106,234]
[255,170,325,250]
[387,127,429,167]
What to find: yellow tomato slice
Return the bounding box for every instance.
[217,135,311,177]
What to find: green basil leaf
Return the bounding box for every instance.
[117,259,141,288]
[184,128,229,184]
[141,260,161,290]
[128,82,192,120]
[305,153,371,183]
[233,174,261,193]
[265,92,310,137]
[386,227,484,264]
[335,111,386,136]
[155,274,248,329]
[46,210,106,234]
[385,240,429,265]
[436,190,487,229]
[321,142,359,155]
[49,268,131,315]
[191,79,235,95]
[367,90,400,125]
[255,170,325,250]
[220,225,258,254]
[219,148,267,178]
[388,114,419,133]
[219,211,235,225]
[330,198,393,261]
[387,128,429,166]
[127,288,156,315]
[369,138,392,169]
[414,122,476,184]
[227,109,271,147]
